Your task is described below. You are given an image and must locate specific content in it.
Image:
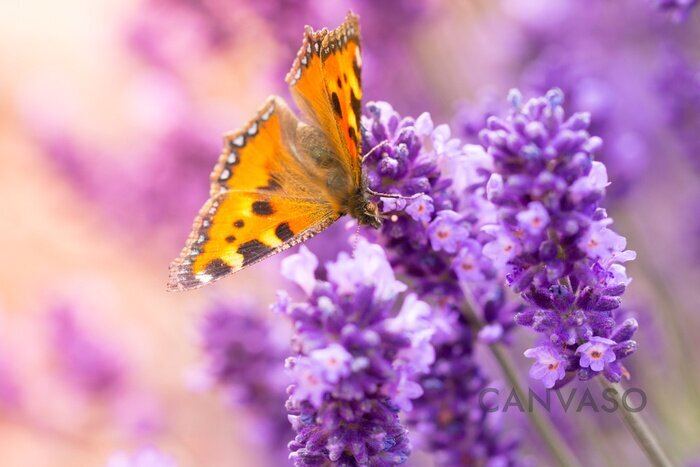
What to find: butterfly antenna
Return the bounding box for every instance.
[361,128,415,164]
[362,136,425,200]
[367,188,424,200]
[361,140,389,164]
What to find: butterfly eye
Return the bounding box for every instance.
[366,201,379,216]
[357,200,382,229]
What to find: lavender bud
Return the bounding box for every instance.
[611,318,639,342]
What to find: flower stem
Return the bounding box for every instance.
[598,378,675,467]
[459,294,582,467]
[489,341,583,467]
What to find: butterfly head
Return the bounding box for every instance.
[359,199,382,229]
[348,189,382,229]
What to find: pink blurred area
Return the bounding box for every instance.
[2,0,700,465]
[0,1,285,465]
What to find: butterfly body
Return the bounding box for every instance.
[168,12,378,291]
[345,185,382,229]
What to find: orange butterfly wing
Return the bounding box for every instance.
[168,191,339,290]
[167,97,340,291]
[168,13,365,291]
[286,12,363,186]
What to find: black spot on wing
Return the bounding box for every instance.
[234,220,245,228]
[205,258,231,277]
[350,90,361,122]
[275,222,294,242]
[348,126,358,145]
[331,92,342,118]
[252,200,275,216]
[225,235,236,243]
[238,240,272,266]
[337,77,343,88]
[353,56,361,88]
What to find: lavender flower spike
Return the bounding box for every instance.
[361,101,525,464]
[480,89,639,388]
[277,241,435,466]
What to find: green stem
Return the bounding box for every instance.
[460,298,582,467]
[490,342,583,467]
[598,379,675,467]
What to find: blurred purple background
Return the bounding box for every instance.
[1,0,699,465]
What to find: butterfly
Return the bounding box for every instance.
[167,12,384,291]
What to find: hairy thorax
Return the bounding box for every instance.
[296,123,380,228]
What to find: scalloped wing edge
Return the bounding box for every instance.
[209,96,282,197]
[285,11,360,87]
[167,193,340,291]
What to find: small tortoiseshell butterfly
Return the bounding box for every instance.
[168,12,383,291]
